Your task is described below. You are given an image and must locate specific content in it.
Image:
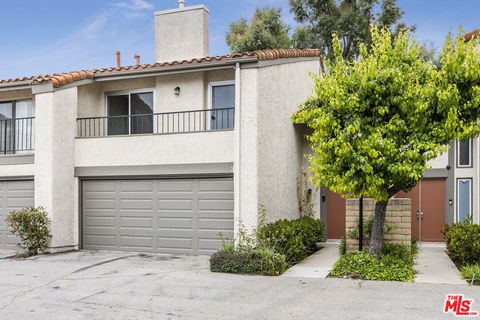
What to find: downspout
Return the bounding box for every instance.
[234,62,242,234]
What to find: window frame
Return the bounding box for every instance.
[207,80,235,130]
[456,178,473,223]
[456,139,473,168]
[104,88,155,135]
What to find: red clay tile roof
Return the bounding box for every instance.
[463,29,480,42]
[0,49,321,89]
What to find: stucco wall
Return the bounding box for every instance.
[255,59,320,223]
[427,151,448,169]
[77,69,235,118]
[154,6,209,62]
[35,87,77,250]
[75,131,234,167]
[0,164,34,177]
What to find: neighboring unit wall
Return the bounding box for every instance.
[254,59,320,223]
[454,138,479,223]
[35,87,78,250]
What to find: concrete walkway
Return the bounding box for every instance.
[283,243,339,278]
[415,244,466,285]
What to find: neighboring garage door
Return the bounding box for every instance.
[82,178,234,254]
[0,180,35,249]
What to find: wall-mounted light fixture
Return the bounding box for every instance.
[174,87,181,96]
[449,199,453,206]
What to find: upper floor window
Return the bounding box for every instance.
[457,139,472,168]
[106,91,154,135]
[209,81,235,130]
[0,100,34,153]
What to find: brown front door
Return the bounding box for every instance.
[397,179,446,242]
[327,190,346,239]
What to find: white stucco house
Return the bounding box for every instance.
[0,1,322,254]
[0,1,476,254]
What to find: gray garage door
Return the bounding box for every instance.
[0,180,35,249]
[82,178,234,254]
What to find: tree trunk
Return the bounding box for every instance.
[369,200,388,258]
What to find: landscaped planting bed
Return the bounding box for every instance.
[330,243,417,282]
[210,217,325,276]
[443,222,480,285]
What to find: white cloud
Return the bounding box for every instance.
[113,0,154,11]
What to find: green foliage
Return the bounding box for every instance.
[293,27,480,203]
[290,0,412,60]
[460,264,480,285]
[442,223,480,265]
[410,237,419,256]
[226,7,291,53]
[257,217,324,264]
[347,215,394,241]
[6,207,51,256]
[330,250,415,281]
[210,248,288,276]
[339,236,346,255]
[381,242,415,264]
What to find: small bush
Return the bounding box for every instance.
[257,217,324,264]
[330,251,416,282]
[381,243,415,264]
[6,207,51,256]
[210,248,287,276]
[339,236,346,255]
[442,223,480,265]
[460,264,480,285]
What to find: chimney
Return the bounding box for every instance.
[116,51,121,68]
[134,54,141,66]
[154,1,209,62]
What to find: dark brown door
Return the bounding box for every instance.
[397,179,446,242]
[327,190,346,239]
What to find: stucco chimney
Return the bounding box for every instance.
[116,51,121,68]
[154,1,209,62]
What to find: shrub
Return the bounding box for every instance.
[442,223,480,265]
[347,215,394,246]
[381,243,415,264]
[257,217,324,264]
[210,248,287,276]
[330,251,416,282]
[460,264,480,285]
[6,207,51,256]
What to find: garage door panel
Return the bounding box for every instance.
[84,181,116,192]
[158,199,193,210]
[158,218,193,229]
[84,199,116,210]
[0,180,34,249]
[198,199,234,211]
[7,197,34,208]
[119,199,153,210]
[157,237,193,250]
[83,178,233,254]
[120,217,153,228]
[157,180,193,192]
[84,216,116,227]
[198,218,233,230]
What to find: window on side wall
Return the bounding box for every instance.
[106,91,154,135]
[457,139,472,168]
[457,178,472,223]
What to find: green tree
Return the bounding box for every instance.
[293,27,480,256]
[290,0,412,60]
[226,7,291,53]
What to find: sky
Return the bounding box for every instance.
[0,0,478,79]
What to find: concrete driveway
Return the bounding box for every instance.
[0,251,478,320]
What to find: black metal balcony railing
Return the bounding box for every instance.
[0,117,35,154]
[76,108,235,138]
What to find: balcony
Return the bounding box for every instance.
[76,108,235,138]
[0,117,35,154]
